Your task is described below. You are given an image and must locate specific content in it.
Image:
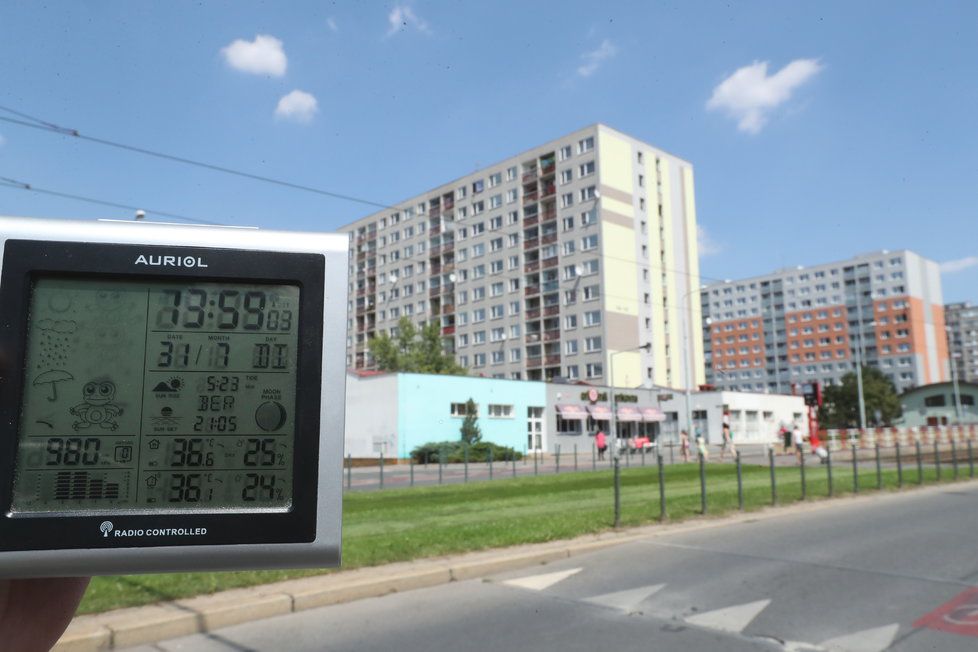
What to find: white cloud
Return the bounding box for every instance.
[697,225,723,257]
[577,39,617,78]
[940,256,978,274]
[221,34,288,77]
[386,5,431,37]
[327,17,338,33]
[275,90,319,123]
[707,59,823,134]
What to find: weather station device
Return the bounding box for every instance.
[0,216,348,577]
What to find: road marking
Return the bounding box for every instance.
[684,599,770,633]
[502,567,582,591]
[914,587,978,637]
[583,584,666,612]
[820,623,899,651]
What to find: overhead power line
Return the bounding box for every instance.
[0,176,218,225]
[0,106,395,210]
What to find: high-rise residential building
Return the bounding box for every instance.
[341,124,703,390]
[701,250,948,395]
[945,302,978,383]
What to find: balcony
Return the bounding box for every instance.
[441,282,455,294]
[541,209,557,223]
[542,257,559,269]
[522,170,538,183]
[543,305,560,317]
[524,261,540,273]
[430,287,442,298]
[430,245,442,257]
[442,304,455,315]
[523,191,539,204]
[525,332,541,343]
[543,329,560,342]
[544,355,561,366]
[524,238,539,250]
[526,356,542,368]
[541,184,556,198]
[523,214,539,227]
[442,326,456,336]
[525,285,540,297]
[541,162,556,176]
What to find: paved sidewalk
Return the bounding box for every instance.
[55,479,978,652]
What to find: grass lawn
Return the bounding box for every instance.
[78,458,969,614]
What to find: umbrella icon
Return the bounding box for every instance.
[33,370,74,401]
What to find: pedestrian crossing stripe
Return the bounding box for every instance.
[684,599,771,633]
[502,567,582,591]
[820,623,899,652]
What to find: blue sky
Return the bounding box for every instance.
[1,2,976,301]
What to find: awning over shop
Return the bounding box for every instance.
[641,407,666,422]
[616,405,643,422]
[586,404,612,420]
[556,404,588,420]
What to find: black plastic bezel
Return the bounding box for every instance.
[0,240,325,551]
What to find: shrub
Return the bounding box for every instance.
[410,441,523,464]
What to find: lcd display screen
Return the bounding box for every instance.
[11,278,299,514]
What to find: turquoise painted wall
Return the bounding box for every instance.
[396,373,547,457]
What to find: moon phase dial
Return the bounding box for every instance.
[255,401,288,432]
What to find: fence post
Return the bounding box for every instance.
[935,442,942,481]
[736,450,744,510]
[625,446,631,468]
[410,456,415,487]
[489,447,494,480]
[555,445,561,474]
[592,442,596,471]
[657,453,666,521]
[969,439,975,478]
[827,445,833,497]
[613,457,621,528]
[523,443,527,466]
[699,451,707,514]
[875,442,882,490]
[769,447,777,506]
[916,440,923,485]
[438,447,444,485]
[951,439,959,480]
[852,444,859,494]
[800,444,807,501]
[379,452,384,490]
[512,450,517,477]
[346,454,352,490]
[574,444,579,472]
[641,444,646,467]
[534,449,539,476]
[896,442,903,488]
[464,444,470,483]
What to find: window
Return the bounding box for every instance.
[586,362,603,378]
[490,327,505,342]
[506,189,518,204]
[473,353,486,367]
[510,348,522,362]
[578,161,595,177]
[563,240,576,255]
[473,308,486,323]
[472,243,485,257]
[583,285,600,301]
[584,310,601,326]
[508,233,519,247]
[509,301,520,315]
[585,336,602,352]
[578,136,594,153]
[472,179,485,194]
[508,278,520,292]
[565,339,578,355]
[457,334,469,348]
[489,195,502,209]
[491,282,504,297]
[490,260,503,274]
[560,169,573,184]
[490,304,504,319]
[559,145,573,160]
[472,264,486,279]
[457,186,467,199]
[491,350,504,365]
[581,234,598,250]
[488,172,502,188]
[486,403,514,420]
[581,209,597,226]
[561,192,574,208]
[581,259,599,275]
[924,395,946,407]
[562,216,575,232]
[471,222,486,235]
[506,166,517,181]
[473,330,486,344]
[564,315,578,330]
[566,365,580,380]
[579,186,597,201]
[450,402,476,417]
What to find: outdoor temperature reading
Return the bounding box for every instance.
[10,278,300,513]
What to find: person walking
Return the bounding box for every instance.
[792,422,806,465]
[595,430,607,460]
[720,422,736,461]
[680,429,691,463]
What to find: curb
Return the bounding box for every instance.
[56,478,978,651]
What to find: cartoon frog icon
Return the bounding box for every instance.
[70,380,123,431]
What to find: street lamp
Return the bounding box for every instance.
[609,342,653,460]
[947,326,963,423]
[681,287,707,439]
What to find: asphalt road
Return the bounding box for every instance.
[125,483,978,652]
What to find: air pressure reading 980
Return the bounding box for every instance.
[11,278,300,514]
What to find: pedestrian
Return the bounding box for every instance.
[792,422,805,465]
[720,422,736,461]
[779,422,791,454]
[680,429,691,462]
[595,430,607,460]
[810,429,828,464]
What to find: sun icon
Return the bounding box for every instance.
[167,377,183,391]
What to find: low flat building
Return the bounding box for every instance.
[895,381,978,427]
[345,372,809,459]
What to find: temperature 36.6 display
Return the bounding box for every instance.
[11,278,300,513]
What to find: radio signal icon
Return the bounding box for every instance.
[99,521,114,538]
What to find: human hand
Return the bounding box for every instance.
[0,577,90,652]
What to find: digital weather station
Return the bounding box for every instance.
[0,216,348,577]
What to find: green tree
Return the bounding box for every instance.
[819,366,902,428]
[459,398,482,444]
[369,317,465,374]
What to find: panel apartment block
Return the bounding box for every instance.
[341,124,702,390]
[701,250,947,395]
[945,302,978,383]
